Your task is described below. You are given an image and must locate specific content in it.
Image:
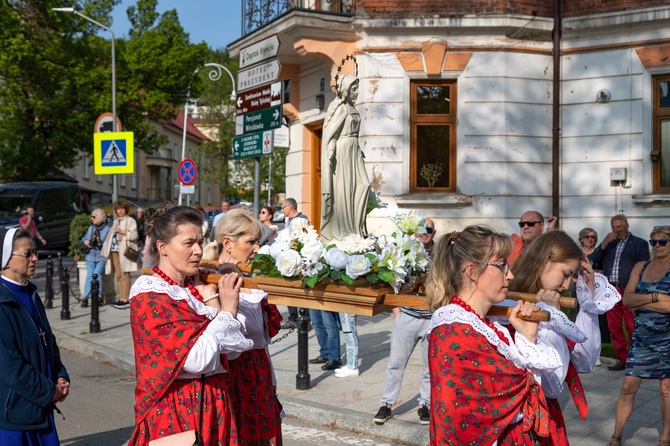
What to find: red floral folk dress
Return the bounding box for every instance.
[428,304,562,446]
[128,275,252,446]
[226,289,283,445]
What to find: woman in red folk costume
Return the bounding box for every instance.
[509,231,620,446]
[212,209,283,445]
[425,225,562,445]
[128,204,253,445]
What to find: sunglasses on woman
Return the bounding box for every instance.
[649,239,669,247]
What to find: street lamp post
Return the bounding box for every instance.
[179,63,236,206]
[53,7,118,203]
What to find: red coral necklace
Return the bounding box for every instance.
[451,296,509,345]
[152,266,203,302]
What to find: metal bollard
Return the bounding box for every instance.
[60,265,70,320]
[296,308,311,390]
[44,256,54,309]
[89,274,101,333]
[57,252,63,288]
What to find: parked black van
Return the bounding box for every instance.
[0,182,81,251]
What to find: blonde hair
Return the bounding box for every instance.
[214,208,264,247]
[425,225,512,312]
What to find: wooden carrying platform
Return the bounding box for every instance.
[145,264,563,320]
[198,270,416,316]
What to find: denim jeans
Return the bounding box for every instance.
[84,259,106,298]
[309,309,341,362]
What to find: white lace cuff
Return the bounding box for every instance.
[536,302,587,343]
[576,273,620,314]
[514,329,563,371]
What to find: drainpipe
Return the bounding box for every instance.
[552,0,562,219]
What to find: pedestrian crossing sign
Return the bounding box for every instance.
[94,132,134,174]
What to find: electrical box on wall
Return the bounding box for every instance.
[610,167,627,182]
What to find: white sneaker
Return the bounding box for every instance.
[334,366,359,378]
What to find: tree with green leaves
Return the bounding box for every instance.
[0,0,207,181]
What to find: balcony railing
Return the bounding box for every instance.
[146,148,174,160]
[242,0,356,37]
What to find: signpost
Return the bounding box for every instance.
[233,130,274,160]
[237,59,282,93]
[94,132,135,174]
[235,105,283,136]
[239,34,280,69]
[94,112,122,133]
[178,158,197,185]
[178,158,196,205]
[236,81,282,116]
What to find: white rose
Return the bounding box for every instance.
[275,250,303,277]
[324,248,349,270]
[346,255,372,279]
[269,241,291,259]
[301,239,324,264]
[258,245,271,255]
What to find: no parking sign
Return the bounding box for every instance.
[179,158,197,185]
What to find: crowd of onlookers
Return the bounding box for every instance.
[2,198,667,445]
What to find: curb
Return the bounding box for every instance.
[281,396,429,446]
[54,328,135,374]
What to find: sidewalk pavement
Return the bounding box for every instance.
[37,257,663,446]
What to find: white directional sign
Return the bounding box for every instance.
[237,59,282,93]
[239,34,280,69]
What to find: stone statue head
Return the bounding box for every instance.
[337,74,359,101]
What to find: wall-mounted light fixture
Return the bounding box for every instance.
[316,93,325,111]
[596,89,611,103]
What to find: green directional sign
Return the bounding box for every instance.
[235,105,282,136]
[232,130,274,160]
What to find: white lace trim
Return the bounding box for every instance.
[576,273,620,314]
[239,288,267,305]
[429,305,561,372]
[129,275,218,320]
[536,302,587,344]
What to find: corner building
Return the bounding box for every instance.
[229,1,670,238]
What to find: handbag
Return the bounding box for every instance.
[80,240,90,255]
[148,375,205,446]
[124,245,140,262]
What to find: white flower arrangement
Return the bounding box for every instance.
[253,210,431,292]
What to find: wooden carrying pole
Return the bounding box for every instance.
[188,268,553,321]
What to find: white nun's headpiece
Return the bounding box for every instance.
[0,228,19,269]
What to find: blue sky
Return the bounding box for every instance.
[111,1,243,50]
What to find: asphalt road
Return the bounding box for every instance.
[54,348,404,446]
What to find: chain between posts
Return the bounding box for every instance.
[270,327,295,345]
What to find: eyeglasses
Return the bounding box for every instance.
[425,226,434,234]
[649,239,669,247]
[485,261,509,275]
[583,235,596,239]
[11,249,38,259]
[518,221,542,228]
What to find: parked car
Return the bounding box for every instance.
[272,210,285,223]
[0,182,82,251]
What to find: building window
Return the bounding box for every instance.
[654,75,670,193]
[410,79,457,192]
[120,174,126,188]
[96,175,102,183]
[82,156,89,179]
[131,173,137,190]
